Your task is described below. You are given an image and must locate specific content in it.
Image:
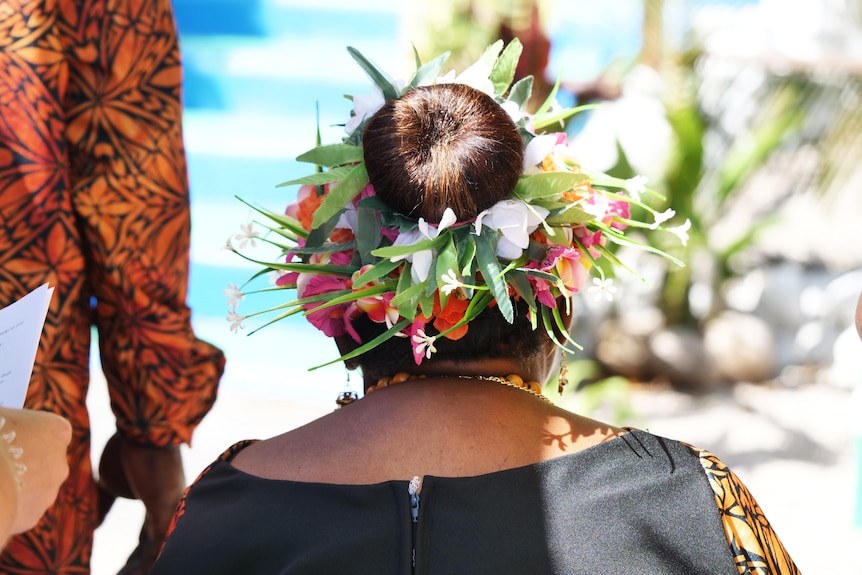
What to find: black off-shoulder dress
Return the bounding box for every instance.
[151,428,799,575]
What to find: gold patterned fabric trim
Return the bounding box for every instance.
[687,443,801,574]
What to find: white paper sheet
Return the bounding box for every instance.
[0,283,53,408]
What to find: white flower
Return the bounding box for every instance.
[624,175,648,202]
[523,134,558,171]
[500,100,524,124]
[582,192,610,220]
[475,200,549,259]
[589,277,617,302]
[668,218,692,246]
[437,60,495,96]
[412,329,438,360]
[224,283,244,310]
[227,310,246,333]
[649,208,676,230]
[345,86,384,135]
[234,222,261,249]
[440,268,463,296]
[390,208,457,283]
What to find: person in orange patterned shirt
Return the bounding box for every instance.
[0,1,225,573]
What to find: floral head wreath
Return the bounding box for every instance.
[226,39,688,370]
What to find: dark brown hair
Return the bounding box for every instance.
[348,299,546,384]
[362,83,524,222]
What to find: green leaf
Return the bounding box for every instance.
[514,172,590,199]
[228,247,357,275]
[517,267,559,284]
[551,305,583,350]
[311,163,369,230]
[490,38,522,95]
[392,273,425,319]
[304,211,338,252]
[304,283,390,316]
[355,206,381,266]
[540,306,569,353]
[594,221,684,267]
[347,46,400,101]
[234,196,308,238]
[352,258,401,288]
[276,166,353,188]
[458,40,503,87]
[309,318,412,371]
[533,103,600,132]
[419,290,435,318]
[535,69,562,118]
[295,144,364,167]
[371,236,439,259]
[508,76,533,109]
[545,204,594,225]
[434,234,458,308]
[507,269,536,310]
[408,50,451,90]
[458,233,477,276]
[412,44,422,69]
[280,241,355,256]
[475,233,513,323]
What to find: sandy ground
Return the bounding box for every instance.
[86,362,862,575]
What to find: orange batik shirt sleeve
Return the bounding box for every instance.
[687,444,801,575]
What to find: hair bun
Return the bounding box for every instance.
[363,83,524,222]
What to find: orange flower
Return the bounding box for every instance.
[428,294,470,340]
[561,181,593,203]
[329,227,354,245]
[285,184,324,231]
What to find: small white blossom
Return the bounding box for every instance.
[668,218,692,247]
[227,310,246,333]
[440,269,463,296]
[649,208,676,230]
[234,222,261,249]
[224,283,244,310]
[624,175,648,202]
[412,329,438,360]
[589,277,617,302]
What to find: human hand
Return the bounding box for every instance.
[0,407,71,540]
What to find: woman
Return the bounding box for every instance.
[152,41,799,574]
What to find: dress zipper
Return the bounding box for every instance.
[408,476,422,571]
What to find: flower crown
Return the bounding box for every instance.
[226,39,688,370]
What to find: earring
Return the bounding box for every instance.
[558,349,569,395]
[336,369,359,408]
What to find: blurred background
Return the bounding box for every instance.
[86,0,862,572]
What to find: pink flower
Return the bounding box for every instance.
[301,274,350,337]
[408,319,435,365]
[544,245,588,297]
[574,226,604,248]
[531,277,557,308]
[356,291,399,326]
[605,198,631,230]
[276,271,298,287]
